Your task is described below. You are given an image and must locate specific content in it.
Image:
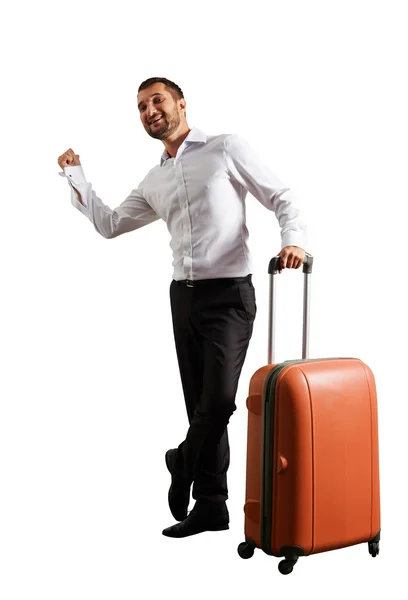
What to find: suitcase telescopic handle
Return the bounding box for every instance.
[267,253,314,364]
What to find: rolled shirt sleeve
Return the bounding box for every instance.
[223,134,308,250]
[59,165,161,238]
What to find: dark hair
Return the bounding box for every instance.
[138,77,184,102]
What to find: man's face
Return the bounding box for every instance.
[137,83,184,140]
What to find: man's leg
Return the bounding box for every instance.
[163,278,257,537]
[192,279,256,503]
[167,280,206,519]
[172,279,257,501]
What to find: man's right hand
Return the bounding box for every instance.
[58,149,81,169]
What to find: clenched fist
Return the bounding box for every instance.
[58,149,81,170]
[277,246,306,274]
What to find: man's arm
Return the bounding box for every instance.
[59,164,161,238]
[223,134,308,251]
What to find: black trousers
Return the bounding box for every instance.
[169,274,257,503]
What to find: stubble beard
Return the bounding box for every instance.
[146,110,181,140]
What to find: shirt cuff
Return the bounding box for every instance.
[59,165,89,209]
[281,230,308,251]
[59,165,87,184]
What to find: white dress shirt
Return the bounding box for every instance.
[59,127,308,281]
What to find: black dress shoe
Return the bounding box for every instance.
[165,449,190,522]
[162,500,229,538]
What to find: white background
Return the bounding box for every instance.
[1,0,407,597]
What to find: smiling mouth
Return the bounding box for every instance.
[150,116,164,125]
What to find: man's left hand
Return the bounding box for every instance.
[277,246,306,274]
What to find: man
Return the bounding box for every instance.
[57,77,308,539]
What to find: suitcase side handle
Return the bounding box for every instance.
[267,253,313,364]
[277,453,288,473]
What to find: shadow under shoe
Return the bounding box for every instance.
[165,448,190,522]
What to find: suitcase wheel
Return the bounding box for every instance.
[237,541,255,559]
[278,559,297,575]
[368,541,380,557]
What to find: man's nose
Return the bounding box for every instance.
[147,106,160,120]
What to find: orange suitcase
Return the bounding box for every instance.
[237,255,381,574]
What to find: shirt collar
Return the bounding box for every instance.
[160,127,207,165]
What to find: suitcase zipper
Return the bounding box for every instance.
[260,362,286,555]
[260,357,356,556]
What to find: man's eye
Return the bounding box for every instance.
[154,98,162,103]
